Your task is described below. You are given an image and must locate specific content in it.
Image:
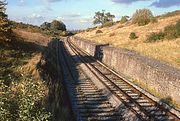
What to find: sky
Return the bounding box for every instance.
[6,0,180,30]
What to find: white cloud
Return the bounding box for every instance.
[79,16,93,23]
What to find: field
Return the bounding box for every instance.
[76,14,180,68]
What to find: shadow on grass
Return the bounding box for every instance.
[1,35,73,120]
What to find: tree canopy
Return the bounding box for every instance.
[0,0,11,41]
[93,10,115,25]
[40,20,66,31]
[50,20,66,31]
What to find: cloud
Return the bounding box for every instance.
[79,16,93,23]
[18,0,26,6]
[111,0,149,4]
[19,0,25,3]
[150,0,180,8]
[64,13,81,18]
[14,13,46,25]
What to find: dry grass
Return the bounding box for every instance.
[20,53,42,79]
[13,29,50,46]
[76,15,180,68]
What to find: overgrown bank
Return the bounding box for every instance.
[0,34,73,120]
[0,36,50,120]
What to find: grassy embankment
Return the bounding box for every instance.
[76,11,180,108]
[76,12,180,68]
[0,29,73,121]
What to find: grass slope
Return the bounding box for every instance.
[76,12,180,68]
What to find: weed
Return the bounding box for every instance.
[129,32,138,40]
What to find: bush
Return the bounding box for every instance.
[120,16,129,24]
[96,30,103,34]
[146,32,165,42]
[164,20,180,39]
[101,22,114,28]
[132,8,154,26]
[129,32,138,40]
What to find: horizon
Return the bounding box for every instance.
[7,0,180,30]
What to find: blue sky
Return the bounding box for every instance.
[6,0,180,30]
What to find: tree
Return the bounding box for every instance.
[50,20,66,31]
[93,10,115,25]
[132,8,154,26]
[0,0,11,41]
[40,22,51,29]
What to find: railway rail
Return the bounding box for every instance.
[58,41,123,121]
[63,38,180,121]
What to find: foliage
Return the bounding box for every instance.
[59,31,74,37]
[93,10,115,25]
[164,20,180,39]
[0,0,11,41]
[146,20,180,42]
[101,21,114,28]
[50,20,66,31]
[120,16,129,24]
[96,30,103,34]
[0,40,51,121]
[40,22,51,30]
[132,8,154,26]
[129,32,138,40]
[146,32,165,43]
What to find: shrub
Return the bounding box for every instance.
[175,20,180,35]
[120,16,129,24]
[96,30,103,34]
[132,8,154,26]
[145,32,165,43]
[164,20,180,39]
[101,22,114,28]
[129,32,138,40]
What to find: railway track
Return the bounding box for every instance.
[64,38,180,121]
[58,41,123,121]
